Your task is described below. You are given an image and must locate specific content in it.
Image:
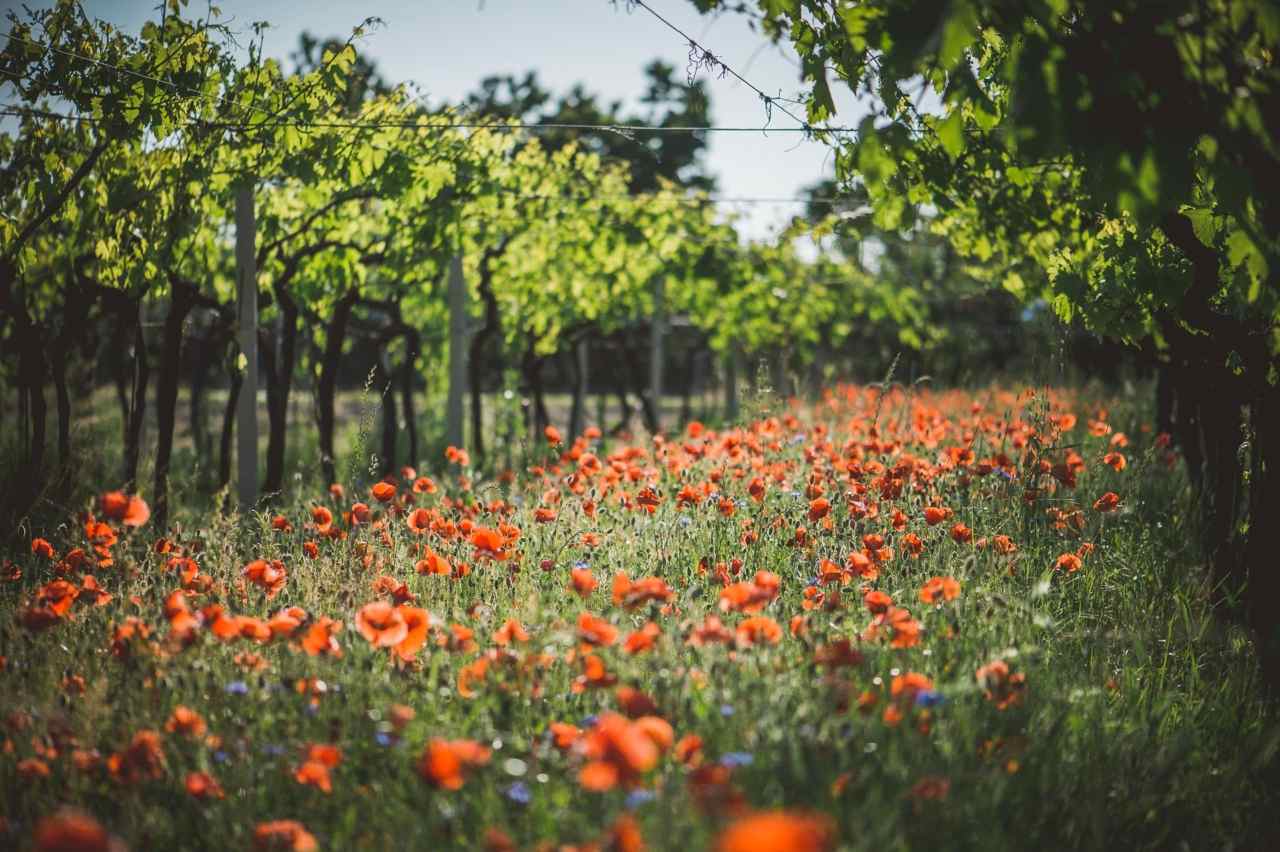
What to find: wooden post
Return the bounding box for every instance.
[725,342,742,422]
[595,364,607,433]
[649,276,665,433]
[571,339,589,438]
[235,180,258,511]
[445,254,467,449]
[771,349,787,399]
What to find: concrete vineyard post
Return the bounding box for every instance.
[446,254,467,449]
[650,275,665,433]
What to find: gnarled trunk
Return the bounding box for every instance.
[521,346,549,439]
[680,342,704,427]
[262,285,299,496]
[260,325,284,497]
[318,289,358,486]
[52,347,70,464]
[568,338,588,440]
[1246,385,1280,689]
[122,308,149,493]
[621,333,659,434]
[218,349,243,493]
[50,277,88,466]
[469,246,505,462]
[1160,210,1280,692]
[17,320,48,480]
[189,322,212,465]
[400,329,420,467]
[153,280,198,529]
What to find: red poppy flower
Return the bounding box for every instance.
[394,605,431,661]
[613,574,674,609]
[735,616,782,647]
[493,618,530,646]
[355,601,408,648]
[469,526,507,559]
[418,738,491,789]
[919,576,961,604]
[807,497,831,522]
[406,507,431,534]
[311,506,334,532]
[910,775,952,801]
[457,657,490,698]
[243,559,288,598]
[571,567,598,596]
[165,706,207,738]
[1093,491,1121,512]
[890,671,934,701]
[623,622,661,655]
[32,808,117,852]
[107,729,166,785]
[976,659,1027,709]
[863,590,892,615]
[571,653,618,693]
[1054,552,1083,573]
[415,550,451,575]
[301,617,344,658]
[714,810,834,852]
[294,760,334,793]
[923,506,951,526]
[186,770,226,800]
[577,712,662,791]
[577,611,618,647]
[100,491,150,527]
[688,614,734,647]
[616,685,660,718]
[252,820,318,852]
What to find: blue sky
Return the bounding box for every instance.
[5,0,867,237]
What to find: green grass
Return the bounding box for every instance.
[1,383,1277,851]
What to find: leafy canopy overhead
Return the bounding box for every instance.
[688,0,1280,361]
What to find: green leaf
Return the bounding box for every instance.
[1051,293,1073,323]
[940,1,979,68]
[1226,229,1267,302]
[937,111,965,159]
[1186,208,1218,247]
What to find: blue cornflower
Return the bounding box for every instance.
[625,790,656,809]
[505,782,532,805]
[915,689,945,708]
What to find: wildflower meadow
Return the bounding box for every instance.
[4,386,1278,850]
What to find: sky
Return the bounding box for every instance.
[2,0,868,238]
